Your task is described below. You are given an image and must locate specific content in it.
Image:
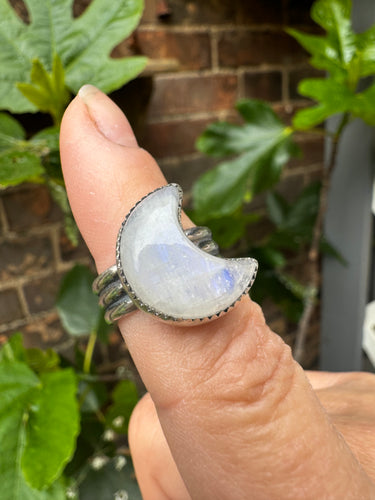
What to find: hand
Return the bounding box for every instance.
[60,85,375,500]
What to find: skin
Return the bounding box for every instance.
[60,85,375,500]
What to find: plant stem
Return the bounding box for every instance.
[293,113,350,364]
[83,330,97,374]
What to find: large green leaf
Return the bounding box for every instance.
[293,78,356,129]
[22,369,79,490]
[192,152,257,219]
[0,151,44,187]
[286,28,346,79]
[193,99,298,219]
[294,77,375,129]
[0,113,26,151]
[288,0,375,103]
[356,25,375,77]
[56,264,103,336]
[351,82,375,126]
[312,0,355,66]
[0,0,147,113]
[0,362,66,499]
[0,113,58,187]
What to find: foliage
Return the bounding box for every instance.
[0,0,146,114]
[0,0,147,244]
[192,0,375,324]
[0,265,141,499]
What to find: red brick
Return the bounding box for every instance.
[288,67,324,100]
[59,229,90,262]
[218,30,307,67]
[237,0,284,25]
[140,118,211,159]
[288,136,324,169]
[275,174,305,203]
[23,314,67,349]
[157,0,239,25]
[243,71,282,102]
[0,237,53,280]
[273,102,307,126]
[136,30,211,70]
[0,289,24,323]
[2,185,62,232]
[23,275,63,314]
[148,74,237,118]
[140,0,158,24]
[143,0,285,26]
[285,0,316,26]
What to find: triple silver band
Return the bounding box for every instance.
[93,226,219,323]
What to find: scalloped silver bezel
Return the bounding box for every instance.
[115,183,258,323]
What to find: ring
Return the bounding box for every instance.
[93,184,258,324]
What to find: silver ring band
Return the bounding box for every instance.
[93,226,219,323]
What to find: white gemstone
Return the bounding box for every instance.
[118,185,257,320]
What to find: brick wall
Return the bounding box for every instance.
[0,0,324,360]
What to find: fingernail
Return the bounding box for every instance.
[78,84,138,147]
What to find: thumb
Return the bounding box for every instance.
[60,87,373,500]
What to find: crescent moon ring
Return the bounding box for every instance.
[93,184,258,324]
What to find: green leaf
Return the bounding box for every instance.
[79,456,142,500]
[30,127,60,153]
[64,414,105,478]
[311,0,355,66]
[251,137,300,194]
[286,28,346,78]
[191,209,260,249]
[0,0,147,113]
[56,264,102,336]
[192,152,257,218]
[22,369,79,490]
[193,99,298,218]
[251,268,305,322]
[251,246,286,270]
[356,25,375,77]
[0,333,26,363]
[17,55,71,125]
[293,78,356,129]
[0,113,26,151]
[266,191,290,226]
[269,182,321,249]
[105,380,138,434]
[25,348,60,374]
[0,362,45,499]
[0,150,44,187]
[351,82,375,126]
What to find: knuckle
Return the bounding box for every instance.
[184,304,298,428]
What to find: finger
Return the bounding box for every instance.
[60,87,374,499]
[308,372,375,481]
[129,393,191,500]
